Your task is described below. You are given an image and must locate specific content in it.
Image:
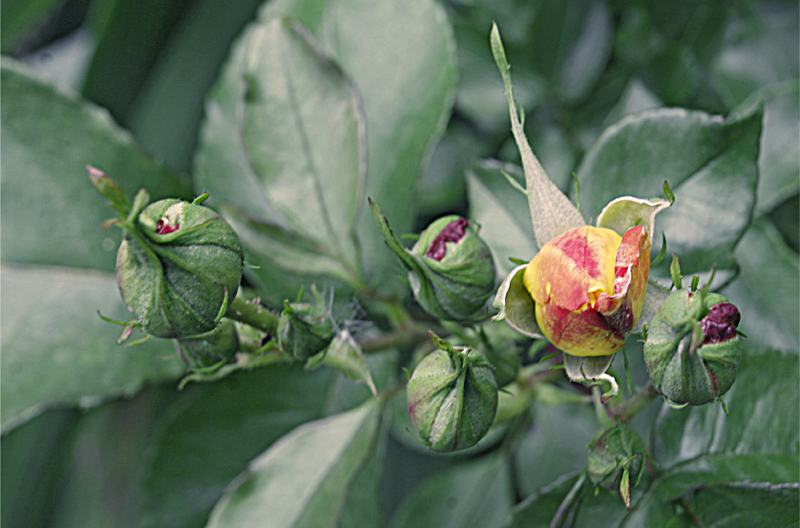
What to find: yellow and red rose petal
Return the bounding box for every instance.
[595,226,651,334]
[523,225,651,357]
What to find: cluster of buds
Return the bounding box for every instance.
[91,167,345,376]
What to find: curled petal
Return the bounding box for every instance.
[595,226,651,334]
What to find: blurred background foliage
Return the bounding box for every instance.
[1,0,798,526]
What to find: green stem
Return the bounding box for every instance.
[359,324,433,353]
[225,296,280,334]
[549,471,587,528]
[593,386,614,428]
[611,382,659,423]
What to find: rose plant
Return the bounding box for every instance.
[2,1,798,528]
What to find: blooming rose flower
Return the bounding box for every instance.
[523,225,651,357]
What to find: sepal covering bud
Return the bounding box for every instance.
[644,288,742,406]
[370,200,496,321]
[406,333,498,452]
[116,197,245,338]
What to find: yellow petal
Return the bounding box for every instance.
[524,226,621,311]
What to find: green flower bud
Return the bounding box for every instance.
[408,216,496,321]
[406,333,498,452]
[370,200,496,322]
[175,319,239,370]
[276,291,335,360]
[116,196,245,338]
[644,288,742,406]
[587,424,646,509]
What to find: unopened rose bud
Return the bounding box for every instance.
[116,197,245,338]
[370,200,496,322]
[587,424,646,509]
[644,289,742,406]
[175,319,239,369]
[523,225,651,357]
[407,216,496,321]
[406,334,498,452]
[276,291,335,360]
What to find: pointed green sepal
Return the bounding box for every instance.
[596,196,671,237]
[87,166,131,218]
[490,22,585,247]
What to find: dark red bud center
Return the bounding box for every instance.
[426,218,468,261]
[156,219,180,234]
[700,302,740,344]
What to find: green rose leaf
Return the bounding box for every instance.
[104,0,271,173]
[1,59,191,272]
[196,0,459,302]
[1,61,194,433]
[1,265,184,433]
[2,0,64,52]
[387,454,513,528]
[514,402,599,497]
[577,103,763,277]
[195,16,366,296]
[139,365,335,528]
[261,0,458,290]
[138,351,397,528]
[205,398,382,528]
[670,482,799,528]
[743,81,800,216]
[1,410,77,528]
[721,218,799,352]
[711,5,799,109]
